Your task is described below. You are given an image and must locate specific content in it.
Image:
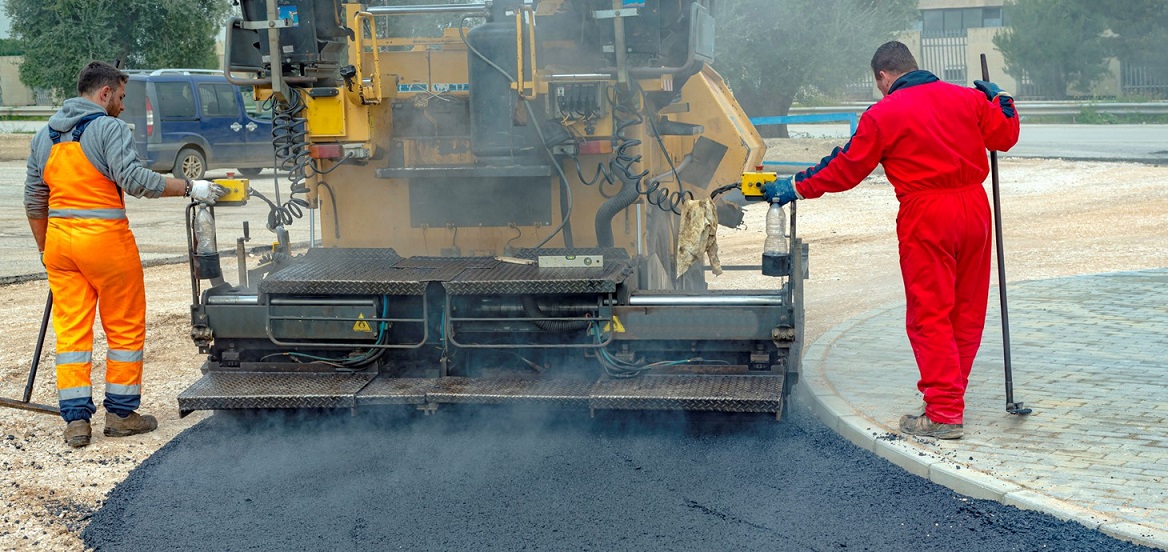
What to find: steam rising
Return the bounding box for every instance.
[82,396,1140,551]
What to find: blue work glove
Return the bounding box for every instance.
[974,80,1015,119]
[763,177,800,206]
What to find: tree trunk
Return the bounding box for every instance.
[774,93,796,139]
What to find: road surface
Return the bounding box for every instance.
[82,403,1149,551]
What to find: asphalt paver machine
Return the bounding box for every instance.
[177,0,807,419]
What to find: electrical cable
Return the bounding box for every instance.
[460,14,573,248]
[641,84,693,212]
[523,99,576,248]
[317,181,342,239]
[587,322,724,378]
[565,85,690,215]
[259,295,392,369]
[709,183,740,199]
[260,93,311,230]
[459,15,514,82]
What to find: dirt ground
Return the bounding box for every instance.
[1,137,1166,550]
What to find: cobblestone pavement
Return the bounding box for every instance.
[797,268,1168,550]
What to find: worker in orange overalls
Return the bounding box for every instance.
[764,42,1020,439]
[24,61,225,448]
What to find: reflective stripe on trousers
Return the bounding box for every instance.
[43,140,146,422]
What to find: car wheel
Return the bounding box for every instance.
[237,167,263,177]
[173,148,206,180]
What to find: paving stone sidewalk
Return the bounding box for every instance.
[797,268,1168,550]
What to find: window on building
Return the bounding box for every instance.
[921,6,1006,37]
[983,7,1003,27]
[943,9,963,35]
[922,10,944,36]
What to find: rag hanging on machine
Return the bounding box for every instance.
[675,198,723,278]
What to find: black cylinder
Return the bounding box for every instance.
[467,18,525,162]
[194,254,223,280]
[761,252,790,278]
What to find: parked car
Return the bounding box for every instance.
[121,69,274,179]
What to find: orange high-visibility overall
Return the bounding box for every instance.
[42,116,146,423]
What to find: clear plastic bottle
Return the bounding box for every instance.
[193,205,222,280]
[763,203,787,255]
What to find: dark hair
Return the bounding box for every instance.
[76,61,128,96]
[870,41,918,76]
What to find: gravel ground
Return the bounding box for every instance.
[1,141,1166,550]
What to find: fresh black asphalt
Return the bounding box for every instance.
[83,398,1150,551]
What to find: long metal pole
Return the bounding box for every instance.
[980,54,1029,415]
[0,291,60,416]
[22,291,53,402]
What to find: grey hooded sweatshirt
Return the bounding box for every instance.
[24,97,167,219]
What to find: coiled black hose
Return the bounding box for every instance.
[572,88,689,217]
[260,93,311,229]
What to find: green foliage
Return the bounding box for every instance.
[0,38,23,56]
[5,0,230,97]
[714,0,916,136]
[1075,106,1119,124]
[1095,0,1168,83]
[993,0,1110,100]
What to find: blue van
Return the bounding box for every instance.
[122,69,274,179]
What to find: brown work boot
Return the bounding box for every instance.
[899,413,963,440]
[64,420,91,448]
[104,411,158,438]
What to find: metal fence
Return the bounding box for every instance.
[920,36,968,86]
[1122,64,1168,99]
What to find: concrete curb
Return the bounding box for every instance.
[796,301,1168,551]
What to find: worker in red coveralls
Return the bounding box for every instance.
[764,41,1020,439]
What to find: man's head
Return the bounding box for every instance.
[76,61,128,118]
[870,41,919,97]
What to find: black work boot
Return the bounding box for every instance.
[104,411,158,437]
[899,413,963,440]
[64,420,91,448]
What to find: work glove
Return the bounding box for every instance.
[973,80,1016,119]
[189,179,228,205]
[763,177,801,206]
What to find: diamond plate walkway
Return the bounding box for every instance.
[796,269,1168,550]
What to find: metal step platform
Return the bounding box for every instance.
[177,372,378,414]
[259,248,635,298]
[178,371,785,417]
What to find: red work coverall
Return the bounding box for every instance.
[794,71,1020,424]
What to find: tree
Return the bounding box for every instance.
[714,0,916,137]
[993,0,1109,99]
[6,0,230,97]
[1095,0,1168,89]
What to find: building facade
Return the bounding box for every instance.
[908,0,1164,100]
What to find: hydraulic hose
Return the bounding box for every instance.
[594,166,640,248]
